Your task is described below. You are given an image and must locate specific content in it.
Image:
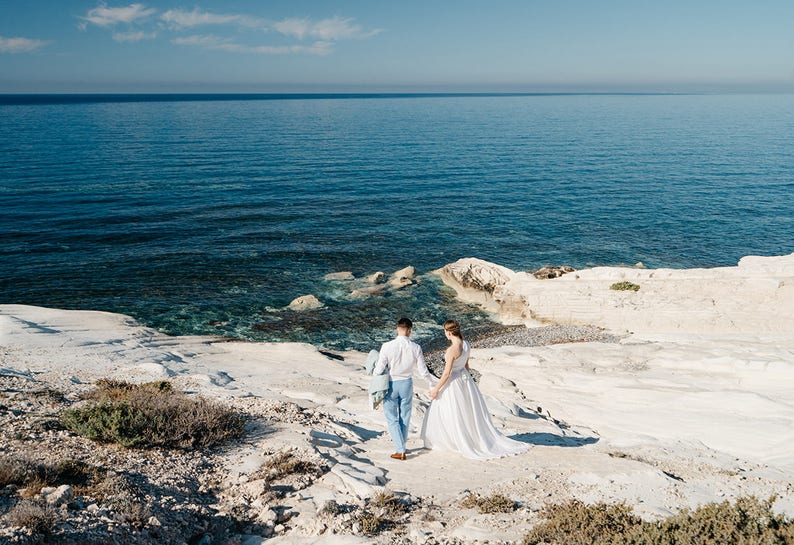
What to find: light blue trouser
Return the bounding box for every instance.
[383,378,413,453]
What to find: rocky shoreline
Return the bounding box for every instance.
[2,251,793,544]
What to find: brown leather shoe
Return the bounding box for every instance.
[390,452,407,460]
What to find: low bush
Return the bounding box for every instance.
[4,499,58,538]
[610,281,640,292]
[0,455,91,490]
[61,380,244,450]
[523,499,639,544]
[523,496,794,545]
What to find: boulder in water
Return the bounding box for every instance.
[438,258,514,293]
[288,294,323,311]
[389,265,416,289]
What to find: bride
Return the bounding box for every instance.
[420,320,529,460]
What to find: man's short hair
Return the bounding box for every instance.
[397,317,413,329]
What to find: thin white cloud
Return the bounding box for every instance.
[172,34,333,56]
[0,36,48,53]
[161,8,262,29]
[80,3,156,28]
[273,16,381,41]
[113,30,157,42]
[172,34,228,47]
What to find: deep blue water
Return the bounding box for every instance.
[2,93,793,349]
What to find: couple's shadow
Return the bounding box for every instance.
[509,432,598,447]
[405,431,599,460]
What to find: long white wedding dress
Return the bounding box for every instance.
[420,340,529,460]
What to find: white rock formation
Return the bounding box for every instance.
[436,254,794,335]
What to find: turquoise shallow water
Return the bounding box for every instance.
[1,93,793,349]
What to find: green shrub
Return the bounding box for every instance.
[523,496,794,545]
[61,380,244,450]
[610,281,640,291]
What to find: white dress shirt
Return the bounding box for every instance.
[374,335,431,381]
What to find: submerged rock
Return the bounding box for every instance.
[349,285,388,299]
[288,295,323,311]
[323,271,355,281]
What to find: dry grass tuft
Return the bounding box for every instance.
[371,490,409,518]
[460,492,516,514]
[61,380,244,450]
[354,491,411,535]
[357,512,384,535]
[523,496,794,545]
[258,451,324,481]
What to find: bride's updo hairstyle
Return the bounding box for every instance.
[444,320,463,339]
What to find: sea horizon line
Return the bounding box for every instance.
[0,91,707,106]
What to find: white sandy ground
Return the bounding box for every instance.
[2,254,794,543]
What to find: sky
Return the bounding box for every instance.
[1,1,793,93]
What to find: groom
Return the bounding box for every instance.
[373,317,432,460]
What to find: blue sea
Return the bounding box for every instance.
[1,93,793,350]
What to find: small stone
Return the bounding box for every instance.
[86,503,100,513]
[148,516,162,527]
[274,524,285,533]
[288,294,323,311]
[43,484,72,506]
[257,508,278,524]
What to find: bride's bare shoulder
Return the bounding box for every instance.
[445,343,462,361]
